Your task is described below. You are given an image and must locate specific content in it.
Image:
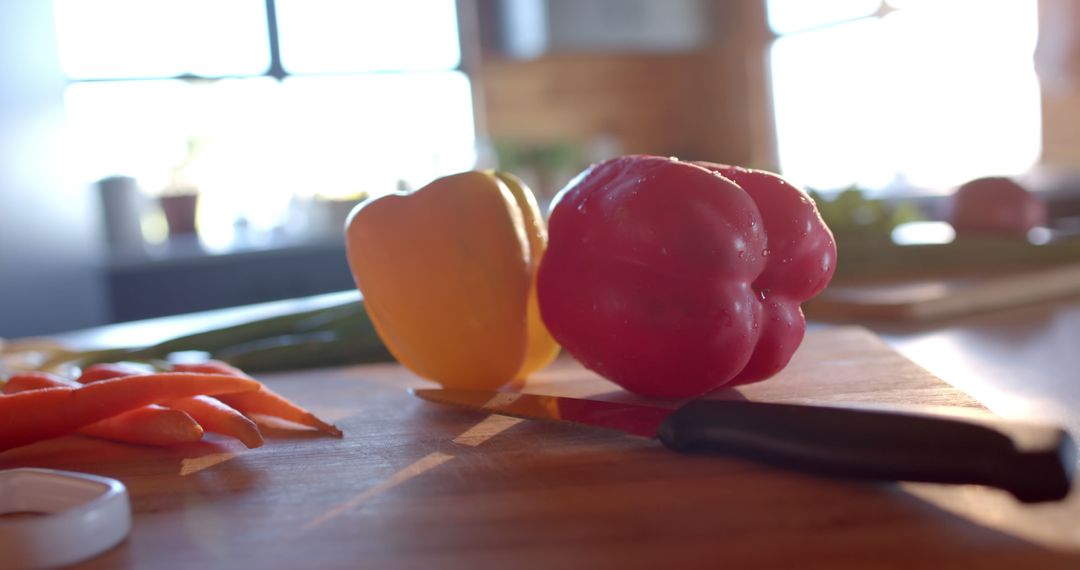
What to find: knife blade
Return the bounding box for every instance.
[412,388,1075,503]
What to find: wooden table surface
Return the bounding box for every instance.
[4,293,1080,569]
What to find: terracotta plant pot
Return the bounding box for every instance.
[159,192,199,237]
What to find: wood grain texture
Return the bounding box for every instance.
[2,327,1077,569]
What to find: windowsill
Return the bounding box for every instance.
[107,232,347,270]
[103,234,355,323]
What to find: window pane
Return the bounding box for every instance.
[770,19,894,190]
[276,0,461,73]
[766,0,880,34]
[64,78,281,189]
[63,78,292,245]
[278,72,477,197]
[769,1,1040,191]
[53,0,270,79]
[63,73,476,246]
[880,3,1041,187]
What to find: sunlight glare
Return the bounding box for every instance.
[769,0,1041,192]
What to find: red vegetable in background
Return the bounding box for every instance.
[537,155,836,398]
[948,176,1046,238]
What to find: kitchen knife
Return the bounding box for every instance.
[412,389,1075,503]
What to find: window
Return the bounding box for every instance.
[54,0,475,249]
[766,0,1041,193]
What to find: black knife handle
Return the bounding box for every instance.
[656,400,1075,503]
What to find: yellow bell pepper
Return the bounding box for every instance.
[344,170,560,390]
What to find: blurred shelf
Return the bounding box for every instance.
[105,236,355,323]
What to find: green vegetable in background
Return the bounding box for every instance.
[39,296,393,374]
[808,187,923,243]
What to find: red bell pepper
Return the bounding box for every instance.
[537,155,836,398]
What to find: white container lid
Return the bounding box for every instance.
[0,468,131,569]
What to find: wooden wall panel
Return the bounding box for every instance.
[470,0,1079,190]
[469,1,775,194]
[1037,0,1080,167]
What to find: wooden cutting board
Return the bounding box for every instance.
[2,327,1078,569]
[805,263,1080,322]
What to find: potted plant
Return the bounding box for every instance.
[159,137,203,237]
